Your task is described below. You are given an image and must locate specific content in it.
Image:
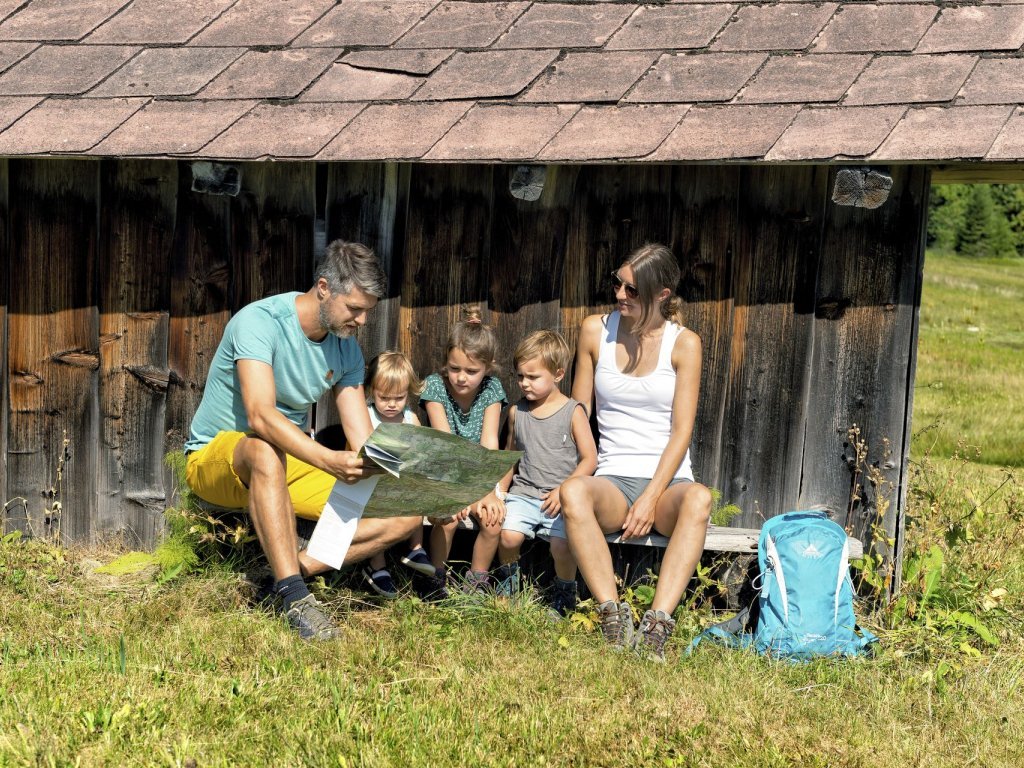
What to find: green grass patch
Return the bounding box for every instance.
[913,251,1024,467]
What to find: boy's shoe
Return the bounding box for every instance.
[362,566,399,599]
[597,600,635,651]
[633,609,676,663]
[462,569,491,595]
[284,594,340,641]
[414,567,450,602]
[548,577,578,618]
[494,562,521,597]
[401,547,437,576]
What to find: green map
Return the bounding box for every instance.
[358,423,521,519]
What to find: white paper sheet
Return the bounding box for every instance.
[305,475,382,570]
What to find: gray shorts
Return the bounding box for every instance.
[600,475,690,508]
[547,475,691,540]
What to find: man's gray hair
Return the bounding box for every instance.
[315,240,387,298]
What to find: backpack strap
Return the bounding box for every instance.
[686,606,755,656]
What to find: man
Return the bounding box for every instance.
[183,240,420,639]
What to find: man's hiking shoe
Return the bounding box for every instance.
[414,567,450,602]
[400,547,436,576]
[494,563,520,597]
[633,609,676,663]
[362,567,399,599]
[597,600,635,651]
[547,578,578,618]
[284,594,340,641]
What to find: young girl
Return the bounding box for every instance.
[360,352,435,598]
[561,243,713,662]
[419,306,508,597]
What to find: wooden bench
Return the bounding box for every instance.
[435,517,863,558]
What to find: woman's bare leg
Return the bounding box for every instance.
[559,476,630,604]
[650,482,712,614]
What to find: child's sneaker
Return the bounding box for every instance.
[362,566,399,599]
[413,567,449,602]
[400,547,436,576]
[597,600,635,651]
[494,562,520,597]
[547,577,578,618]
[462,569,491,595]
[633,609,676,663]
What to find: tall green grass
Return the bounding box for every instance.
[913,251,1024,467]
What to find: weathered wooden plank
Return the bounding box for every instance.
[316,162,408,437]
[669,165,740,494]
[326,162,408,362]
[719,166,829,527]
[166,166,231,469]
[0,160,7,527]
[560,165,674,386]
[7,159,100,542]
[800,166,930,552]
[489,165,578,397]
[930,163,1024,184]
[230,162,315,310]
[399,164,494,381]
[98,159,177,546]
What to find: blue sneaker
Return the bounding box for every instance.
[494,562,521,597]
[400,547,436,576]
[362,566,399,599]
[548,577,578,618]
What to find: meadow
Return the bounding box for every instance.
[1,252,1022,767]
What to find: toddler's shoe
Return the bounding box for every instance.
[462,569,491,595]
[362,566,399,599]
[633,609,676,663]
[494,562,521,597]
[413,567,450,602]
[400,547,436,576]
[547,577,578,618]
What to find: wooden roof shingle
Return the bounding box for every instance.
[1,0,1023,163]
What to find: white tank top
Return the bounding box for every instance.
[594,312,694,481]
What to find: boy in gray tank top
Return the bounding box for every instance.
[493,331,598,615]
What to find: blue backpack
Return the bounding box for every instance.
[690,511,878,660]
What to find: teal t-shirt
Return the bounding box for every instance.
[419,373,506,444]
[185,292,364,452]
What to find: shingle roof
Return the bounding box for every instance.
[1,0,1023,163]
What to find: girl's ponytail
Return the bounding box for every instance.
[445,304,498,372]
[662,295,685,327]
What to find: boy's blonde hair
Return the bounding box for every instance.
[513,329,571,375]
[445,305,499,373]
[366,351,423,398]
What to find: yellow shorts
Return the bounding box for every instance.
[185,431,334,520]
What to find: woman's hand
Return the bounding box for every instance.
[540,485,563,517]
[621,492,658,539]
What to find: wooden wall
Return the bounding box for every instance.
[0,159,928,551]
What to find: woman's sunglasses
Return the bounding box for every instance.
[610,271,640,300]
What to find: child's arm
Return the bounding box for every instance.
[423,401,451,432]
[479,401,502,450]
[540,404,599,517]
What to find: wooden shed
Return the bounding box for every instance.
[1,1,1022,566]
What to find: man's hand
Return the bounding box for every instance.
[621,492,657,540]
[540,485,563,517]
[323,451,382,484]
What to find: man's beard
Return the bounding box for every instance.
[318,302,353,338]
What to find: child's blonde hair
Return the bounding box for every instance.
[513,329,571,375]
[445,305,498,373]
[366,351,423,398]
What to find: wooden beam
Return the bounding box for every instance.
[98,159,177,546]
[7,159,100,542]
[930,163,1024,184]
[0,160,7,527]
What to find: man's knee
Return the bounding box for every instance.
[235,436,286,478]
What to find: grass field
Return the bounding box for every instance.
[2,252,1023,767]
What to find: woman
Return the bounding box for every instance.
[561,243,712,662]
